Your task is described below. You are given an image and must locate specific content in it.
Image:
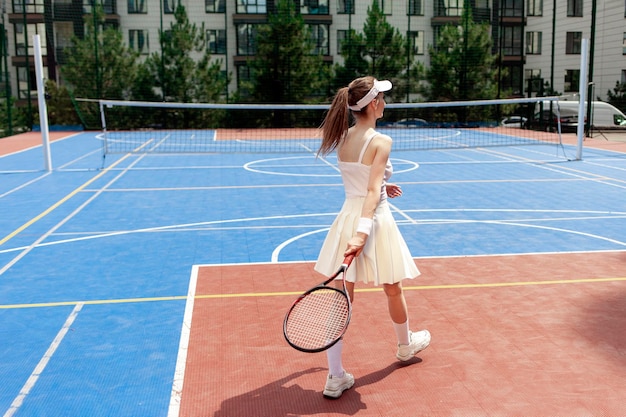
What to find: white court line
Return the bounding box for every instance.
[167,265,199,417]
[3,303,84,417]
[0,171,53,199]
[2,210,625,257]
[243,156,419,177]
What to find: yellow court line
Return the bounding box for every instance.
[0,153,133,247]
[1,276,625,310]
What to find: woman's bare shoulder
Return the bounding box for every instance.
[372,131,392,146]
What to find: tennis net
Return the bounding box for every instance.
[99,96,565,154]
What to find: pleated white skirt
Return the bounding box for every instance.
[314,197,420,285]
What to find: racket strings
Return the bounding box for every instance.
[285,288,350,351]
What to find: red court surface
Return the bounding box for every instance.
[180,251,626,417]
[0,131,74,153]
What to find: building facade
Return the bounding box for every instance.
[2,0,626,104]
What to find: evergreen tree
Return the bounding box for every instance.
[249,0,327,104]
[61,5,139,100]
[142,3,227,103]
[607,81,626,113]
[332,1,413,101]
[424,7,500,103]
[60,5,140,128]
[333,29,367,90]
[362,1,407,82]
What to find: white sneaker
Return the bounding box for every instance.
[323,371,355,399]
[396,330,431,361]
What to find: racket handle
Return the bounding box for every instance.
[343,254,355,267]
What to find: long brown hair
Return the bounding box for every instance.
[317,76,376,156]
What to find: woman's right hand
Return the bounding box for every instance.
[345,234,366,258]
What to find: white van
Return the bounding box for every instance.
[556,100,626,129]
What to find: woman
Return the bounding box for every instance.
[315,76,431,399]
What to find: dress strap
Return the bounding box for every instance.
[358,130,378,164]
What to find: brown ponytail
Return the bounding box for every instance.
[317,76,376,157]
[318,87,350,156]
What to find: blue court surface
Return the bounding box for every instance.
[1,131,625,416]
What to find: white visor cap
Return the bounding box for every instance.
[348,79,392,111]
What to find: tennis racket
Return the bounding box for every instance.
[283,254,354,353]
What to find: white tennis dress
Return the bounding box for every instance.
[314,130,420,285]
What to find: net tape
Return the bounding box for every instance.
[98,97,563,154]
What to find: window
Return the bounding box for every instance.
[129,30,149,54]
[164,0,176,14]
[206,0,225,13]
[407,31,425,55]
[525,68,541,79]
[564,69,580,92]
[237,24,258,55]
[300,0,328,14]
[308,24,329,55]
[501,65,523,96]
[207,29,226,54]
[623,33,626,55]
[14,22,46,56]
[525,69,542,93]
[433,26,443,51]
[527,0,542,16]
[237,65,254,97]
[337,30,347,54]
[567,0,582,17]
[87,0,116,13]
[237,0,266,14]
[435,0,463,17]
[526,31,542,54]
[408,0,423,15]
[128,0,147,13]
[337,0,354,14]
[54,22,74,49]
[18,66,37,99]
[622,70,626,84]
[502,0,523,17]
[380,0,392,15]
[502,26,523,56]
[14,0,44,14]
[102,0,116,13]
[566,32,582,54]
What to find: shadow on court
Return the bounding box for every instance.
[213,360,425,417]
[580,286,626,368]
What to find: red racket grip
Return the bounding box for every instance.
[342,254,355,268]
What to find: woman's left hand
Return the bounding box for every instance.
[386,183,403,198]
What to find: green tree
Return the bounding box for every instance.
[607,81,626,113]
[143,3,227,103]
[424,8,500,103]
[333,29,368,90]
[130,3,228,129]
[44,80,81,126]
[0,97,29,136]
[248,0,327,104]
[332,1,413,100]
[61,6,139,100]
[59,5,141,128]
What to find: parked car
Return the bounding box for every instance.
[500,116,527,128]
[392,118,429,128]
[531,107,581,133]
[551,101,626,129]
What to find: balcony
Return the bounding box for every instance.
[432,6,491,25]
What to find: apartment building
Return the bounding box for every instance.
[3,0,625,103]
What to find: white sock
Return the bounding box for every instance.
[393,320,410,346]
[326,339,344,377]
